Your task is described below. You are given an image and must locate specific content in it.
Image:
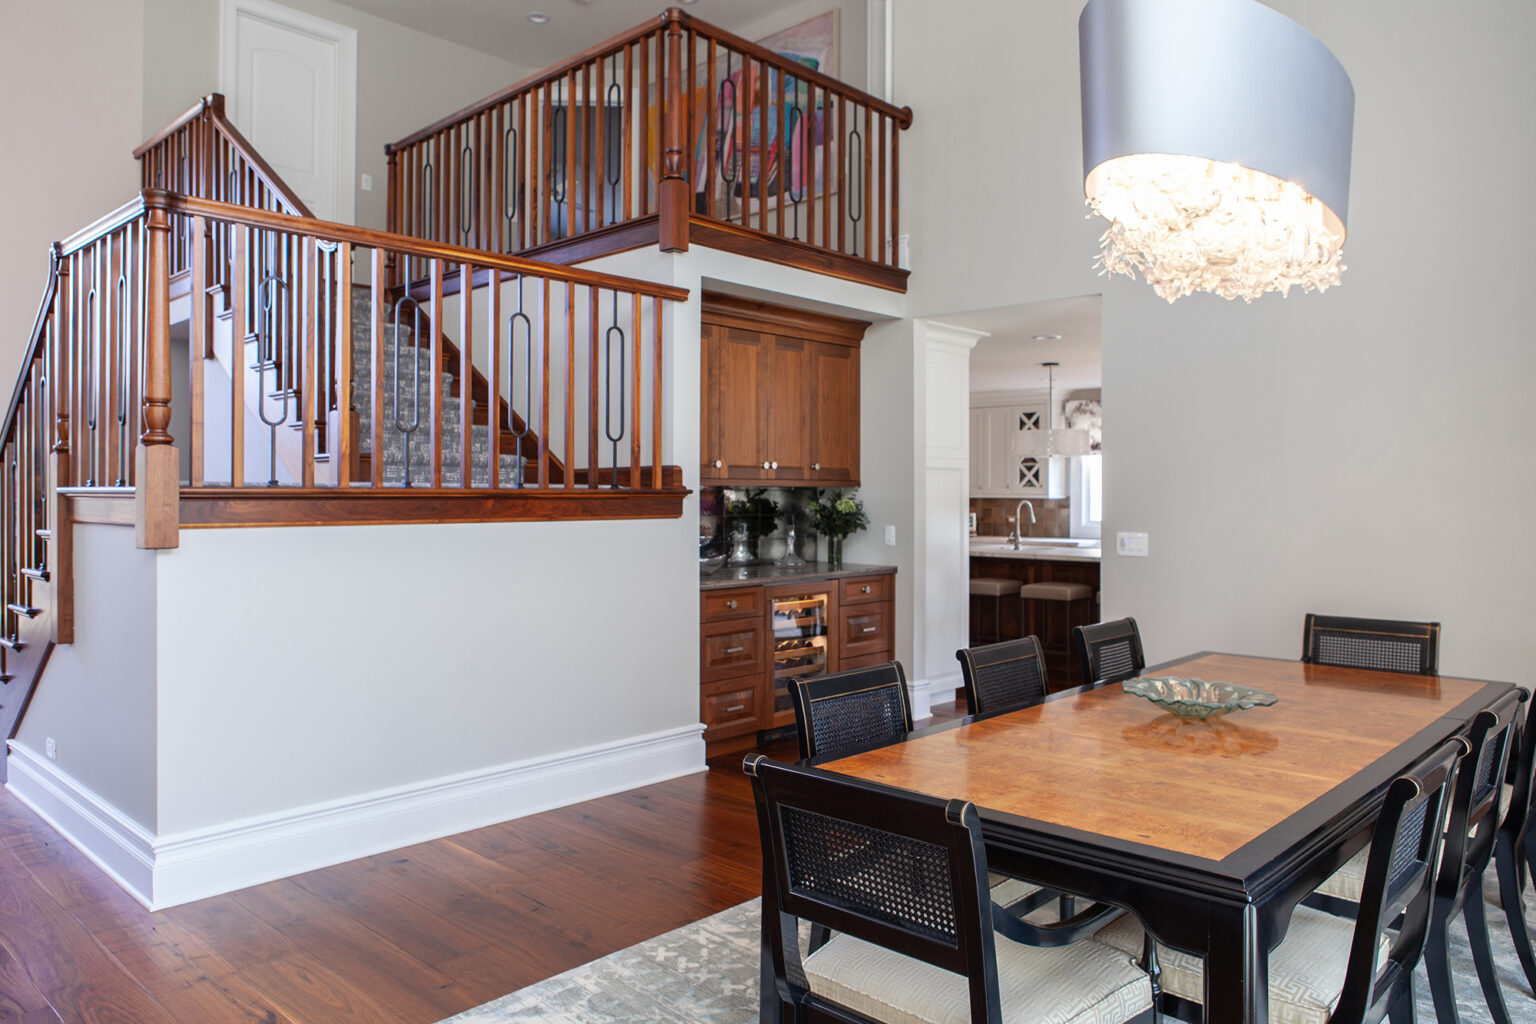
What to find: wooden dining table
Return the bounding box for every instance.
[812,651,1515,1024]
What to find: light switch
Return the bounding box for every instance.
[1116,531,1149,557]
[360,173,374,191]
[884,525,896,546]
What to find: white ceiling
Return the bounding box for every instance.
[328,0,799,69]
[941,295,1103,394]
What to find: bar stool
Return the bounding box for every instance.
[969,577,1019,644]
[1019,581,1094,684]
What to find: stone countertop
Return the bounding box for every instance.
[699,562,898,591]
[969,536,1102,562]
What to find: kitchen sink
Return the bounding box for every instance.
[970,536,1096,549]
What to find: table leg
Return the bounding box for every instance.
[1203,902,1268,1024]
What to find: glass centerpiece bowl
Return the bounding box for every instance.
[1122,676,1278,720]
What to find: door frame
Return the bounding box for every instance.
[220,0,358,225]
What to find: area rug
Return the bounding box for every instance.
[438,880,1536,1024]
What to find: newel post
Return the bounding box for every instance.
[136,191,180,549]
[658,12,690,252]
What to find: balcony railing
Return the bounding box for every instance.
[385,9,912,290]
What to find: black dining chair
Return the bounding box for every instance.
[1495,696,1536,998]
[1073,617,1145,687]
[956,636,1050,719]
[744,754,1155,1024]
[790,660,912,762]
[1301,613,1440,675]
[1095,737,1463,1024]
[1425,688,1523,1024]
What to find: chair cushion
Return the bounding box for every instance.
[1093,905,1383,1024]
[971,578,1019,597]
[1314,847,1367,902]
[1019,582,1094,601]
[806,927,1152,1024]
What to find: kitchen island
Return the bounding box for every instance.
[970,537,1100,685]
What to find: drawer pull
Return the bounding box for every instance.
[770,461,779,469]
[861,626,878,634]
[726,599,737,609]
[725,646,746,655]
[725,704,746,714]
[813,463,821,471]
[712,459,723,468]
[762,461,770,469]
[861,585,871,594]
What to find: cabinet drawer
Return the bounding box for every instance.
[701,681,758,732]
[702,619,765,683]
[839,650,895,672]
[840,602,892,659]
[840,574,892,605]
[701,587,764,622]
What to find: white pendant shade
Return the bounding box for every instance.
[1079,0,1354,302]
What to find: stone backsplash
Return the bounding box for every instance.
[971,497,1071,538]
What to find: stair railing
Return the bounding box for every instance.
[134,93,313,281]
[384,8,911,285]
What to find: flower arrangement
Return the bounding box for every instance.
[808,490,868,569]
[807,490,869,539]
[725,489,781,541]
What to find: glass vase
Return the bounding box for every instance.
[777,523,806,566]
[826,535,844,570]
[727,521,755,565]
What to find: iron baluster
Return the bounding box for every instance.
[459,137,475,245]
[847,120,864,257]
[84,284,97,487]
[787,75,805,241]
[504,110,520,251]
[505,277,532,489]
[390,297,425,487]
[603,290,626,488]
[717,51,738,223]
[115,272,129,485]
[418,155,434,281]
[550,78,568,230]
[254,274,293,486]
[606,54,623,221]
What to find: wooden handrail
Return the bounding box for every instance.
[58,196,146,256]
[386,15,672,154]
[135,93,313,219]
[1,256,61,455]
[165,193,689,301]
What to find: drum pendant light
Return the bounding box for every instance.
[1078,0,1355,302]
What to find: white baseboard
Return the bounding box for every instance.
[6,742,158,907]
[11,725,705,910]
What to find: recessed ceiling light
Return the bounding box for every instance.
[680,0,698,4]
[527,12,550,24]
[1032,334,1062,341]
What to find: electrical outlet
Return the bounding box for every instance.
[883,525,896,546]
[360,173,374,191]
[45,737,56,761]
[1115,531,1149,557]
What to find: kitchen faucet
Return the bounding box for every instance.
[1011,499,1036,549]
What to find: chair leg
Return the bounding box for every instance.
[1496,835,1536,996]
[808,922,831,953]
[1140,933,1163,1024]
[1425,910,1463,1024]
[1464,887,1516,1024]
[1387,971,1418,1024]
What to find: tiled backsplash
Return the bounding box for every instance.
[971,497,1071,538]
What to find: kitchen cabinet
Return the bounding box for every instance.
[970,400,1066,499]
[701,293,867,487]
[699,567,896,747]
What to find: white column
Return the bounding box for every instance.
[910,320,986,718]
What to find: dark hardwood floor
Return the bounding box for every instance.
[0,698,964,1024]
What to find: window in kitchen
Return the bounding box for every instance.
[1070,454,1102,539]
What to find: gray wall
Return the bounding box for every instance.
[894,0,1536,682]
[0,0,145,389]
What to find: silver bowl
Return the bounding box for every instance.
[1122,676,1278,720]
[699,553,727,575]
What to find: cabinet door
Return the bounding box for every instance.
[762,336,811,480]
[711,326,768,479]
[700,323,724,480]
[970,408,995,496]
[808,341,859,484]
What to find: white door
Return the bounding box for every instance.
[222,0,356,224]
